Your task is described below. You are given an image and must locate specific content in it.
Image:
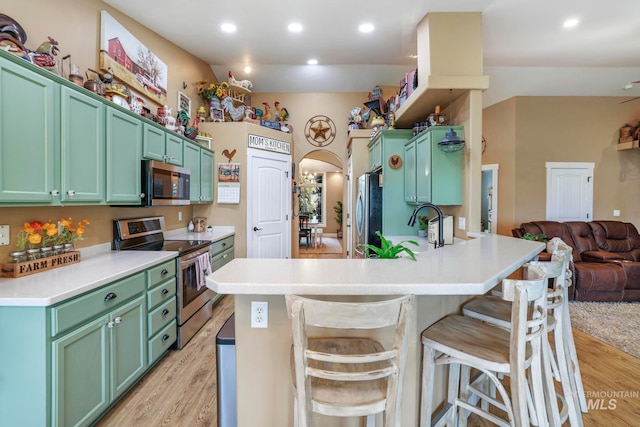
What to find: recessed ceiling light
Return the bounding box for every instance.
[221,23,237,33]
[358,23,374,33]
[307,59,318,65]
[244,66,251,74]
[288,23,303,33]
[563,18,579,29]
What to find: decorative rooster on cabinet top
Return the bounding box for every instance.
[228,71,253,91]
[29,36,59,73]
[274,101,289,121]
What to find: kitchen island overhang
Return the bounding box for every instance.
[206,234,544,427]
[207,234,544,296]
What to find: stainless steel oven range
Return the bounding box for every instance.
[113,216,213,349]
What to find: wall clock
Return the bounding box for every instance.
[305,115,336,147]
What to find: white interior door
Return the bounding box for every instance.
[546,162,594,221]
[247,148,291,258]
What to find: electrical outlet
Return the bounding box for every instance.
[0,225,9,246]
[251,301,269,328]
[458,217,466,230]
[178,211,183,221]
[613,210,621,217]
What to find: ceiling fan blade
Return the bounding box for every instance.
[620,96,640,104]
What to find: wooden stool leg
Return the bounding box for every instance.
[420,347,437,427]
[563,302,588,413]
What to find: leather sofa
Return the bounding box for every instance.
[512,220,640,302]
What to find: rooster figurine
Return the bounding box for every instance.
[221,96,246,122]
[274,101,289,122]
[29,36,59,73]
[261,102,272,121]
[222,148,237,163]
[177,110,199,140]
[228,71,253,91]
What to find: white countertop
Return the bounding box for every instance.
[208,234,544,296]
[0,226,235,307]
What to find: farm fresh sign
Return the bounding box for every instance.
[248,134,291,155]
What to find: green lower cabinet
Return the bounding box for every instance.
[52,313,110,427]
[110,295,147,400]
[52,295,147,427]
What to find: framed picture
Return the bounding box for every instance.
[211,107,224,122]
[178,91,191,117]
[99,11,168,105]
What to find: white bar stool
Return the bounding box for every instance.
[420,264,549,427]
[286,295,414,427]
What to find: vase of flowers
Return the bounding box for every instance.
[197,79,229,116]
[418,215,428,237]
[13,218,90,258]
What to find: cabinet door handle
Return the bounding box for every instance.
[161,288,169,296]
[104,292,117,302]
[107,321,115,328]
[161,308,170,318]
[67,190,76,196]
[114,316,122,324]
[50,190,60,196]
[140,193,145,199]
[222,254,227,259]
[162,333,170,342]
[161,268,169,277]
[222,242,226,247]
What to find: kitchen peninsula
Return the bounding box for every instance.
[207,234,544,427]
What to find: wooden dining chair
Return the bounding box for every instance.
[420,264,548,427]
[286,294,414,427]
[299,213,311,249]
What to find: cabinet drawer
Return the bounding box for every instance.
[51,272,145,336]
[210,236,234,256]
[211,247,234,272]
[148,319,176,365]
[147,278,176,309]
[148,296,176,338]
[147,260,176,288]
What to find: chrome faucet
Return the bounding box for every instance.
[408,203,444,248]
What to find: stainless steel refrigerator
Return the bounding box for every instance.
[354,172,383,258]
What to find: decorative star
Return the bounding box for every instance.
[310,121,330,141]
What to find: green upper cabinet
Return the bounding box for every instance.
[200,148,214,203]
[60,86,105,204]
[405,126,464,206]
[0,55,56,203]
[404,140,417,203]
[105,106,142,204]
[183,141,214,204]
[368,136,382,171]
[142,123,183,166]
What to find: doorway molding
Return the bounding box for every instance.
[481,164,499,234]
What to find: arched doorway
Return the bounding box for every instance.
[296,150,344,258]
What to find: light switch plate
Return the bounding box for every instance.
[458,217,466,230]
[0,225,9,246]
[613,210,621,217]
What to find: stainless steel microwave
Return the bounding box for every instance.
[141,160,190,206]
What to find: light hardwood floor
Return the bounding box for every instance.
[97,295,640,427]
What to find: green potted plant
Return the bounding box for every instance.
[365,231,419,261]
[333,201,343,238]
[521,232,548,242]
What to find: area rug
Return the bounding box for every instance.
[568,301,640,359]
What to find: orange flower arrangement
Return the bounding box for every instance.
[15,218,90,251]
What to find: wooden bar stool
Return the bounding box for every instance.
[463,242,586,426]
[420,264,548,427]
[286,294,414,427]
